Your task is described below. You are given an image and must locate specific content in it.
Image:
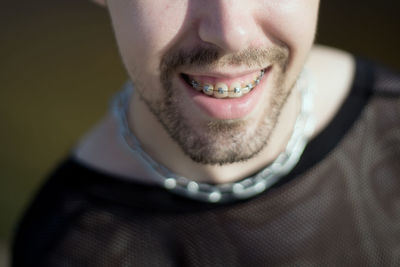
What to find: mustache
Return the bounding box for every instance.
[160,44,290,74]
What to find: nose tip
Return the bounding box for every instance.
[197,2,257,53]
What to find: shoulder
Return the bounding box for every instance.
[306,44,400,138]
[74,114,161,185]
[306,45,357,136]
[309,45,354,66]
[310,44,400,96]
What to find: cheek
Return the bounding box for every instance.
[260,1,318,51]
[109,1,188,77]
[257,1,319,89]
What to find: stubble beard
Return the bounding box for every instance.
[137,45,291,166]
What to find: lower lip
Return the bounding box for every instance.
[181,68,270,120]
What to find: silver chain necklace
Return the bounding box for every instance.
[113,70,315,203]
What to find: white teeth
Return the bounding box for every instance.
[242,85,250,94]
[188,69,265,98]
[203,84,214,95]
[229,82,243,98]
[214,83,228,98]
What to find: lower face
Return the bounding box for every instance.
[108,1,319,166]
[143,45,293,165]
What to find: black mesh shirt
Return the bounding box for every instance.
[12,58,400,266]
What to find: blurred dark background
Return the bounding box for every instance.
[0,0,399,264]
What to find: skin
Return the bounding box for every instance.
[78,0,355,184]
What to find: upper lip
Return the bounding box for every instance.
[181,66,270,79]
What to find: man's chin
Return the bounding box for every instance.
[184,142,268,166]
[168,118,271,166]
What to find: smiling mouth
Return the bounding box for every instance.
[181,68,267,99]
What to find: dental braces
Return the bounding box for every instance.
[190,69,265,98]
